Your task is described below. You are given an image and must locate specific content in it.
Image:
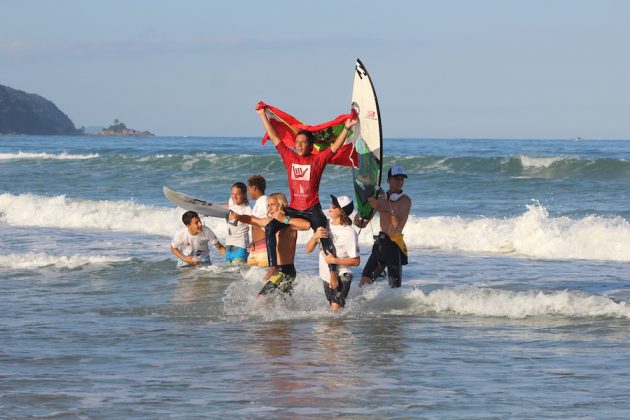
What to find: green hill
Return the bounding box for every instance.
[0,84,80,135]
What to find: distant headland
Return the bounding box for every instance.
[0,84,80,135]
[0,83,155,137]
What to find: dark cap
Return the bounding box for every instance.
[330,195,354,215]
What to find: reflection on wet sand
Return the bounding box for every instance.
[172,265,242,303]
[172,275,217,303]
[168,268,234,325]
[241,317,412,414]
[249,322,317,408]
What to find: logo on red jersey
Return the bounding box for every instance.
[291,164,311,180]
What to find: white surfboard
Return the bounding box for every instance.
[163,186,229,219]
[351,58,383,219]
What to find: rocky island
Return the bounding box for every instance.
[96,120,155,137]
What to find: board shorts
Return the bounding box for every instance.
[247,239,268,267]
[225,245,248,264]
[362,232,408,288]
[323,273,352,307]
[258,264,297,295]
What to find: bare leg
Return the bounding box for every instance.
[329,270,339,289]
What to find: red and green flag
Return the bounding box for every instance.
[257,101,358,168]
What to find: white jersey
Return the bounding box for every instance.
[226,199,252,248]
[251,195,268,233]
[318,222,359,282]
[171,226,218,267]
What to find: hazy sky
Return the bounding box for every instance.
[2,0,629,139]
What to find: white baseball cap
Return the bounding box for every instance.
[388,166,408,178]
[330,195,354,215]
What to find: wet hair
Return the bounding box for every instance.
[296,129,317,146]
[231,182,248,204]
[182,210,200,226]
[268,192,288,211]
[247,174,266,194]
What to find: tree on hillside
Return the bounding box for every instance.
[107,119,127,132]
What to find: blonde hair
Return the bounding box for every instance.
[268,192,288,211]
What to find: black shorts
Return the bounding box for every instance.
[361,232,408,288]
[258,264,297,295]
[264,204,337,271]
[323,273,353,307]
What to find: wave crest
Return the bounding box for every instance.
[358,286,630,319]
[397,201,630,261]
[0,151,99,160]
[2,194,630,262]
[387,154,630,179]
[0,252,131,269]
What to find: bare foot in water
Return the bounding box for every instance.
[359,276,374,287]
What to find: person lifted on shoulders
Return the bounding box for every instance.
[255,102,358,286]
[354,166,411,288]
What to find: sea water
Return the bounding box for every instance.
[1,135,629,418]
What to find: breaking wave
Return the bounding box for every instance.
[2,194,630,262]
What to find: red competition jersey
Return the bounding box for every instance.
[276,142,334,210]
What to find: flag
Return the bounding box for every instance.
[257,101,358,168]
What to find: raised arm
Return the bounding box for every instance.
[330,117,358,154]
[255,103,281,146]
[353,190,381,227]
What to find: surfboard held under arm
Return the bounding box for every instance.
[163,186,229,219]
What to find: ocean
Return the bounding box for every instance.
[1,135,629,418]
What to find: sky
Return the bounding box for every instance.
[1,0,629,139]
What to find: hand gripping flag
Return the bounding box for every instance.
[257,101,358,168]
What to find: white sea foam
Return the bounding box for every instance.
[2,193,630,262]
[177,152,218,170]
[397,202,630,261]
[0,151,99,160]
[518,155,570,168]
[138,154,173,162]
[0,192,231,238]
[0,193,190,237]
[356,286,630,319]
[423,157,451,172]
[0,252,131,269]
[222,270,335,322]
[222,271,630,321]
